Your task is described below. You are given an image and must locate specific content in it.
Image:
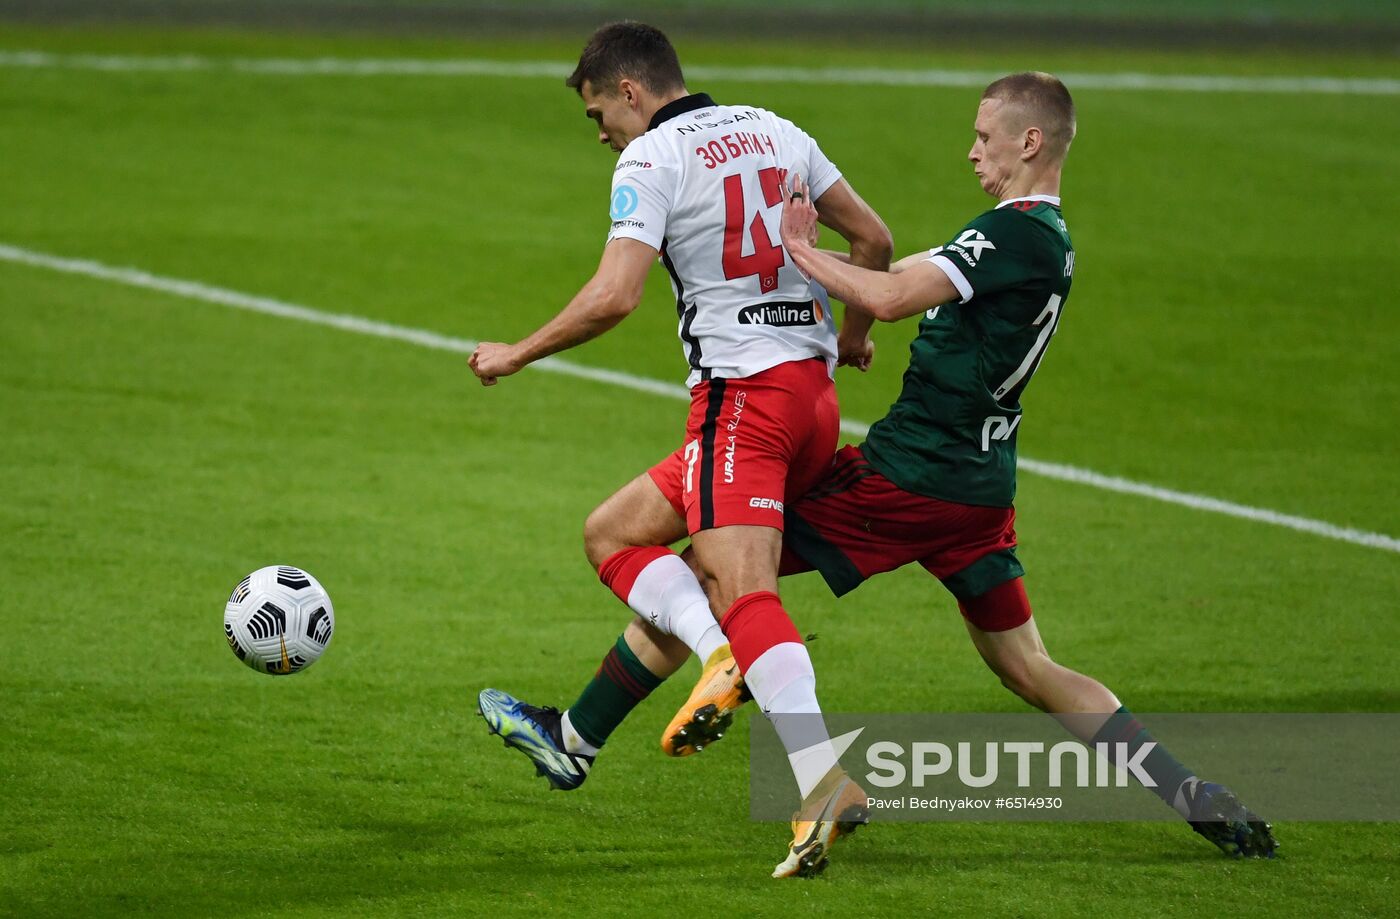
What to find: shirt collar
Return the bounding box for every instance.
[996,194,1062,209]
[648,92,717,132]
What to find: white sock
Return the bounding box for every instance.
[745,642,837,800]
[560,711,600,757]
[624,553,723,660]
[677,614,728,664]
[788,738,841,802]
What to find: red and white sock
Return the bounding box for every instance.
[598,547,727,663]
[722,591,837,800]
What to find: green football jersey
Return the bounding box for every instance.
[861,196,1074,507]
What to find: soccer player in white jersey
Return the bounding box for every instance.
[471,22,892,877]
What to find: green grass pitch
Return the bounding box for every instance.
[1,23,1398,917]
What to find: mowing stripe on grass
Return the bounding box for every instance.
[3,240,1397,555]
[2,50,1399,96]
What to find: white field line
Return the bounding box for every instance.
[2,241,1398,555]
[2,50,1399,96]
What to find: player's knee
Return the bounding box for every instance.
[705,556,777,608]
[706,573,771,617]
[679,545,703,580]
[582,505,622,571]
[679,546,718,599]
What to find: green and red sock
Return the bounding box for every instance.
[1092,706,1198,817]
[562,633,665,754]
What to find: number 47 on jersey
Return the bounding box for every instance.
[722,166,788,294]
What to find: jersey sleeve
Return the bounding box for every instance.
[925,209,1037,305]
[803,133,842,201]
[776,117,842,201]
[605,142,675,252]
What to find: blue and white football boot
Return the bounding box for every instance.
[1184,781,1278,858]
[478,688,594,791]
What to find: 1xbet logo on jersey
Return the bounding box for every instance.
[947,229,996,267]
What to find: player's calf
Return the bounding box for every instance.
[964,585,1278,858]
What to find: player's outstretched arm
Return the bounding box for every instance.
[782,176,958,323]
[469,238,657,386]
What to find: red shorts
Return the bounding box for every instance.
[781,445,1025,604]
[649,358,839,534]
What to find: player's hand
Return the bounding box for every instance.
[837,333,874,372]
[469,342,523,386]
[780,174,819,253]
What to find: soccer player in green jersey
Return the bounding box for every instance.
[664,71,1273,859]
[753,71,1270,858]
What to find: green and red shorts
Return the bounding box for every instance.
[781,445,1027,627]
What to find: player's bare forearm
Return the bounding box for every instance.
[891,250,936,274]
[808,250,876,369]
[812,250,878,369]
[469,284,629,386]
[817,248,874,329]
[839,304,876,343]
[835,304,877,370]
[838,251,938,333]
[791,236,958,322]
[829,247,879,339]
[513,283,631,365]
[781,182,895,315]
[783,178,957,323]
[469,238,655,386]
[805,180,889,367]
[815,174,888,365]
[845,233,892,274]
[832,241,878,341]
[810,178,892,271]
[790,244,897,314]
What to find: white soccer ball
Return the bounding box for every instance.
[223,565,334,675]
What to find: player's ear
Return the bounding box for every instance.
[1022,126,1043,161]
[617,77,639,108]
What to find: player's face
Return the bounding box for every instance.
[580,80,645,153]
[968,98,1025,199]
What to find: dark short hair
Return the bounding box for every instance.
[982,72,1076,159]
[566,21,686,97]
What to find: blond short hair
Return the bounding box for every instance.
[982,72,1076,160]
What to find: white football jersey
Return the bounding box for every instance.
[606,93,842,389]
